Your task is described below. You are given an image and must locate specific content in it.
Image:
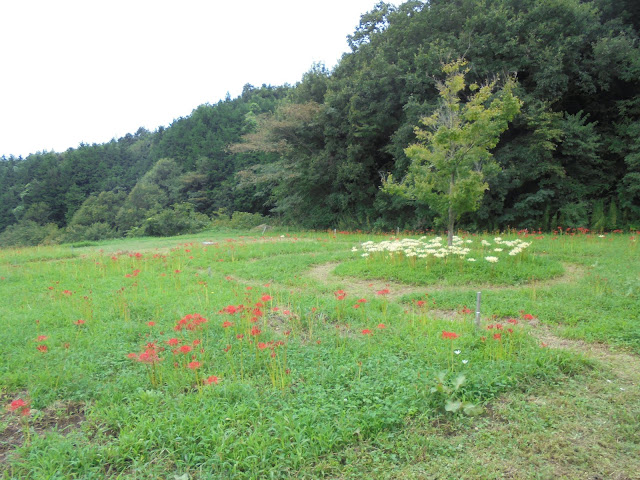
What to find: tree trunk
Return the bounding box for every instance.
[447,172,455,246]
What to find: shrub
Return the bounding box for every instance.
[142,203,209,237]
[0,221,62,247]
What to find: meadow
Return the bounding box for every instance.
[0,229,638,479]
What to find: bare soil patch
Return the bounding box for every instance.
[0,400,86,464]
[306,261,586,300]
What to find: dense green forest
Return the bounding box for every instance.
[2,0,639,245]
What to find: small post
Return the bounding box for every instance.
[262,225,267,235]
[207,267,212,277]
[396,226,400,237]
[334,228,337,236]
[475,291,482,330]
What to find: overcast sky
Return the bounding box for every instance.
[0,0,389,158]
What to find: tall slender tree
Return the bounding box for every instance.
[383,60,521,245]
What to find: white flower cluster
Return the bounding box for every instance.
[358,236,473,260]
[493,237,532,256]
[354,235,533,265]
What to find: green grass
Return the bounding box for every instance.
[0,230,638,479]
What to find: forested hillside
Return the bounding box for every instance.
[2,0,639,245]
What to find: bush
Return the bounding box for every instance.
[0,221,62,247]
[211,210,268,229]
[142,203,210,237]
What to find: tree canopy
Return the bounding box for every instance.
[2,0,640,245]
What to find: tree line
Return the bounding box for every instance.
[1,0,639,245]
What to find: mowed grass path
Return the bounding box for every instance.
[0,230,638,479]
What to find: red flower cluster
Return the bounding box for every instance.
[334,290,347,300]
[129,344,162,364]
[7,398,30,417]
[125,269,141,278]
[376,288,390,296]
[174,313,208,331]
[442,331,459,340]
[220,305,244,315]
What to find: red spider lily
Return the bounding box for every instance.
[252,308,264,317]
[250,327,261,336]
[127,353,138,359]
[175,313,208,331]
[521,313,535,320]
[353,304,360,309]
[167,338,180,346]
[334,290,347,300]
[222,321,234,328]
[36,335,48,342]
[376,288,390,296]
[63,290,73,296]
[507,328,514,334]
[377,323,386,329]
[223,345,231,352]
[236,334,244,340]
[245,286,252,291]
[204,375,219,385]
[192,339,201,345]
[257,342,268,350]
[8,399,27,412]
[442,331,459,340]
[36,345,48,353]
[361,329,372,335]
[146,321,155,327]
[187,361,201,370]
[137,349,161,364]
[48,286,54,290]
[460,306,472,314]
[174,270,181,274]
[74,319,85,325]
[493,333,502,340]
[507,318,518,325]
[496,324,503,330]
[487,324,494,330]
[416,300,426,307]
[357,298,368,304]
[179,345,193,354]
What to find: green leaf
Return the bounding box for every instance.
[463,403,484,417]
[445,400,462,412]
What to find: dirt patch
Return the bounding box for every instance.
[305,262,586,299]
[526,322,640,385]
[0,400,86,464]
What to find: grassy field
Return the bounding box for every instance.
[0,229,638,479]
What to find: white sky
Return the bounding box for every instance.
[0,0,388,158]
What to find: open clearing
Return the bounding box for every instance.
[0,230,638,479]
